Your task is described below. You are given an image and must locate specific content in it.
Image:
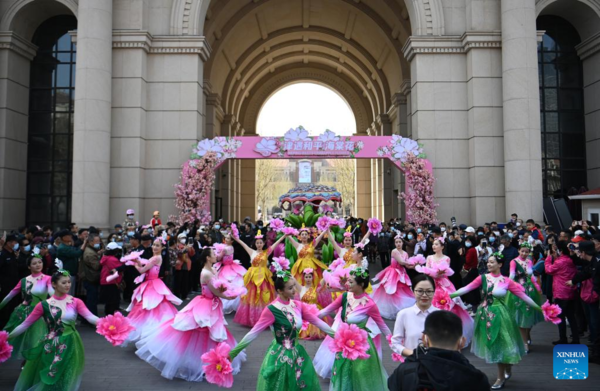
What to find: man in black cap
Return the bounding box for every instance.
[569,241,600,364]
[0,234,20,328]
[57,229,87,296]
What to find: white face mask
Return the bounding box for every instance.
[516,222,521,227]
[180,239,186,244]
[441,227,446,232]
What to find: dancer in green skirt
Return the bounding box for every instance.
[450,253,545,389]
[506,242,543,353]
[0,252,53,361]
[8,270,99,391]
[229,270,334,390]
[317,252,392,391]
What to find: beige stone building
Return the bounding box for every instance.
[0,0,597,231]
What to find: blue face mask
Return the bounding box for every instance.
[117,242,124,247]
[407,234,414,240]
[13,243,19,251]
[93,243,101,249]
[24,245,31,252]
[508,233,514,238]
[465,242,472,248]
[489,237,496,243]
[48,244,53,250]
[127,231,134,237]
[477,232,484,236]
[417,228,422,233]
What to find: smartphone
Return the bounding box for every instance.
[482,241,487,249]
[568,243,577,251]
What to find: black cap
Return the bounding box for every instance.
[141,234,153,242]
[458,224,467,230]
[5,234,18,243]
[431,226,442,234]
[58,229,72,238]
[114,224,123,229]
[130,232,142,241]
[579,241,596,255]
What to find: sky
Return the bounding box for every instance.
[256,83,356,137]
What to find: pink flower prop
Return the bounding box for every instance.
[367,218,383,235]
[120,250,144,266]
[96,312,135,346]
[282,227,299,236]
[406,254,427,266]
[324,267,351,291]
[416,262,454,278]
[212,278,247,297]
[269,218,285,231]
[542,300,562,324]
[320,204,333,214]
[391,353,405,363]
[271,256,290,271]
[316,216,331,232]
[301,320,310,331]
[231,223,239,239]
[330,323,370,360]
[329,258,345,271]
[213,243,227,258]
[432,289,454,311]
[201,343,234,388]
[0,331,13,363]
[212,278,230,293]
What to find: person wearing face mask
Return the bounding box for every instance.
[499,235,518,277]
[173,233,195,300]
[0,234,21,329]
[123,208,140,230]
[79,234,103,316]
[210,222,224,244]
[16,238,32,279]
[460,234,481,311]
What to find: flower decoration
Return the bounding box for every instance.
[316,216,331,232]
[96,312,136,346]
[330,323,370,360]
[324,266,351,291]
[254,138,279,157]
[276,270,293,282]
[491,252,504,260]
[271,256,291,272]
[120,250,145,266]
[406,254,427,266]
[416,262,454,278]
[284,127,311,142]
[317,130,340,143]
[281,227,299,236]
[520,242,533,250]
[432,289,454,311]
[269,218,285,231]
[328,258,346,271]
[213,243,227,259]
[320,204,334,214]
[193,139,224,158]
[400,153,438,226]
[303,268,314,275]
[541,300,562,325]
[201,343,234,388]
[212,278,248,297]
[367,218,382,235]
[230,223,239,240]
[0,331,13,363]
[174,152,218,225]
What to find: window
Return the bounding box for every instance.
[26,16,77,228]
[537,16,587,199]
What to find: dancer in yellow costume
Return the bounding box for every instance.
[327,226,372,294]
[289,225,328,285]
[233,230,288,327]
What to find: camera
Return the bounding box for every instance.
[451,216,457,228]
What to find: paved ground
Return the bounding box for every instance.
[1,298,599,390]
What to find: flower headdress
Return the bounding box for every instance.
[343,225,353,238]
[435,236,445,244]
[355,241,367,250]
[350,258,369,279]
[303,268,314,275]
[56,269,70,277]
[255,229,264,239]
[491,251,504,260]
[299,223,309,233]
[271,257,292,282]
[394,233,403,240]
[32,247,43,259]
[520,242,533,250]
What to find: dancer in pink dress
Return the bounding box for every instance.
[216,234,247,314]
[135,247,246,381]
[371,235,416,319]
[424,238,474,344]
[124,238,182,345]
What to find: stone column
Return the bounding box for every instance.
[0,33,37,231]
[71,0,113,228]
[501,0,543,221]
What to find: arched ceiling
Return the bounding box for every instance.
[202,0,412,133]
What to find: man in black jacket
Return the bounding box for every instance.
[388,311,490,391]
[0,234,20,329]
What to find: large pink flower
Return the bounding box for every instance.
[542,300,562,324]
[432,289,454,311]
[201,343,234,388]
[316,216,331,232]
[0,331,13,363]
[213,243,227,258]
[120,250,144,266]
[367,218,382,235]
[281,227,299,236]
[406,254,426,266]
[271,256,290,271]
[96,312,136,346]
[416,262,454,278]
[230,223,239,239]
[324,266,350,291]
[254,138,279,157]
[212,278,247,297]
[330,323,370,360]
[269,218,285,231]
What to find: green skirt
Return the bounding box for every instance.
[4,303,47,361]
[15,330,85,391]
[472,301,526,364]
[506,281,543,328]
[256,339,320,391]
[330,336,387,391]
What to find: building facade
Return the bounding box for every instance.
[0,0,598,230]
